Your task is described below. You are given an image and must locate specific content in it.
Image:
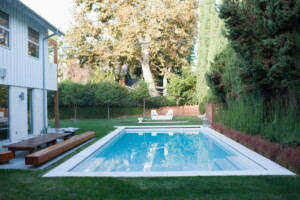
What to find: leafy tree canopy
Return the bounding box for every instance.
[67,0,199,95]
[167,72,197,106]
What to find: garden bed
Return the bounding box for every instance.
[211,123,300,174]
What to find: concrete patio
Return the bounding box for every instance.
[0,138,94,170]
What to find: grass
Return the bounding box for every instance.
[0,117,300,200]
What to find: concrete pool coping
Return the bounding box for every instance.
[43,125,295,177]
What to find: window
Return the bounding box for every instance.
[0,86,9,141]
[0,10,9,47]
[28,27,39,58]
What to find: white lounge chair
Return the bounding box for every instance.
[151,110,158,117]
[166,110,173,116]
[151,109,173,120]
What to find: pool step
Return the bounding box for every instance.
[83,157,105,172]
[227,156,264,170]
[214,158,239,171]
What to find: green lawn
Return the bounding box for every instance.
[0,117,299,200]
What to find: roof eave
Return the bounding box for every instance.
[10,0,65,36]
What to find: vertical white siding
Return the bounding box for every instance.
[31,89,44,136]
[0,1,57,143]
[0,1,57,91]
[7,87,48,142]
[9,86,28,142]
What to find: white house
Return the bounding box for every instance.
[0,0,64,145]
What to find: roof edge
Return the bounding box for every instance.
[12,0,65,36]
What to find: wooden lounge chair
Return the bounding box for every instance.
[25,131,95,166]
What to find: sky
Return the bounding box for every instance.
[20,0,74,33]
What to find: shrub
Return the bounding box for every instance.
[216,94,300,144]
[167,72,197,107]
[48,106,143,120]
[205,0,300,147]
[211,123,300,174]
[146,96,175,108]
[198,90,221,115]
[60,80,85,122]
[48,79,197,120]
[198,102,205,115]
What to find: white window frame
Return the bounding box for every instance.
[28,27,40,58]
[0,10,10,48]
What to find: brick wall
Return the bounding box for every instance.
[206,104,221,124]
[152,105,200,116]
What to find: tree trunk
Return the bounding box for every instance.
[107,104,110,120]
[163,74,168,96]
[74,104,77,122]
[143,99,146,117]
[176,100,179,117]
[139,36,159,97]
[163,67,172,96]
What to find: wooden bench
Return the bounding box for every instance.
[3,132,73,156]
[0,151,14,164]
[25,131,95,166]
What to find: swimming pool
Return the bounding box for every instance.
[44,126,294,177]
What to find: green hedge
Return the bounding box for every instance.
[47,80,177,109]
[48,106,143,120]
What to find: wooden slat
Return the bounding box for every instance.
[25,131,95,165]
[0,151,14,163]
[3,133,72,156]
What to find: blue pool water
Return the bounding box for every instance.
[71,129,261,172]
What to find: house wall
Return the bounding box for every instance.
[32,89,46,136]
[0,1,57,91]
[0,1,55,142]
[9,86,28,142]
[7,87,47,142]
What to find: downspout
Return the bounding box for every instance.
[42,30,58,134]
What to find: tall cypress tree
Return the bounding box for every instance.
[196,0,227,107]
[219,0,300,100]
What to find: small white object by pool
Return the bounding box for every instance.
[44,126,294,177]
[138,118,143,123]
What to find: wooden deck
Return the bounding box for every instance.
[2,133,72,156]
[25,131,95,166]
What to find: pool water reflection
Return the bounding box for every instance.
[71,130,260,172]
